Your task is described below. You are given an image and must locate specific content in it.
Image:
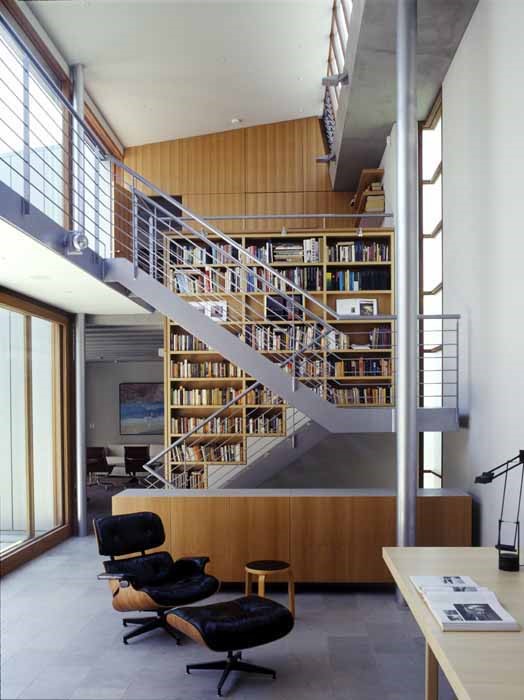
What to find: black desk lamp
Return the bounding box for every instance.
[475,450,524,572]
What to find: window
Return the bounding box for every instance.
[0,25,66,227]
[0,293,72,564]
[420,96,443,488]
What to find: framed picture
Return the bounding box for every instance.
[207,300,228,322]
[119,383,164,435]
[265,293,304,321]
[336,297,377,317]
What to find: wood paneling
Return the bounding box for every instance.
[113,493,472,583]
[303,190,355,229]
[245,119,304,193]
[168,496,290,581]
[181,193,246,234]
[302,117,332,192]
[245,192,305,231]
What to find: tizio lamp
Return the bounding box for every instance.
[475,450,524,572]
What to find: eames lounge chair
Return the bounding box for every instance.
[94,511,220,644]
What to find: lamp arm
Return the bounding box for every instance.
[474,451,524,484]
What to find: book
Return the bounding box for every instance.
[421,589,520,632]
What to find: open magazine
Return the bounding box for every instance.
[410,576,520,631]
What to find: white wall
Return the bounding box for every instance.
[442,0,524,544]
[86,361,164,447]
[380,122,397,231]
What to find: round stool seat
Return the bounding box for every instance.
[246,560,290,572]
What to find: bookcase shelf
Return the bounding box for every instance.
[164,227,395,485]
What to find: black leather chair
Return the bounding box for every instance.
[94,511,220,644]
[124,445,150,478]
[87,447,112,485]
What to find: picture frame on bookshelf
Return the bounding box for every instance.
[207,300,228,323]
[265,293,305,321]
[188,300,207,315]
[336,298,377,317]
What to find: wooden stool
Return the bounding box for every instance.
[245,559,295,617]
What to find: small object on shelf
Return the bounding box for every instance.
[475,450,524,572]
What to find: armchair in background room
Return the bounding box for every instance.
[86,447,113,486]
[94,511,220,644]
[124,445,150,481]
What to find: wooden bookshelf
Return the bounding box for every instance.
[164,227,395,484]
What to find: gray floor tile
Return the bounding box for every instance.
[1,535,456,700]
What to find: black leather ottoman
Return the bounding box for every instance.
[167,595,294,696]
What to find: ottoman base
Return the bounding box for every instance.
[187,650,276,697]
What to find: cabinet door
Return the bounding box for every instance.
[290,497,354,582]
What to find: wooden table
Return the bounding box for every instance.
[383,547,524,700]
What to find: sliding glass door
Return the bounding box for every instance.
[0,296,71,560]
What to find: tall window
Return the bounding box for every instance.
[419,97,443,487]
[0,295,71,561]
[0,27,66,227]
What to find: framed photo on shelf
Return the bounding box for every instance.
[207,300,228,323]
[264,293,305,321]
[336,298,378,317]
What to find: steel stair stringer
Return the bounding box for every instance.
[104,258,395,434]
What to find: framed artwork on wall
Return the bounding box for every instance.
[119,383,164,435]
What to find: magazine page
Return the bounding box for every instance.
[410,575,480,593]
[423,590,520,631]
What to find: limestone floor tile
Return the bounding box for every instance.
[1,535,459,700]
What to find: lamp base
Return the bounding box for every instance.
[498,551,520,572]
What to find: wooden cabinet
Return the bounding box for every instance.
[112,491,472,583]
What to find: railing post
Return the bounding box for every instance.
[132,187,138,279]
[22,53,30,213]
[396,0,419,565]
[72,64,85,237]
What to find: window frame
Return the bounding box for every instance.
[0,287,74,575]
[418,92,443,488]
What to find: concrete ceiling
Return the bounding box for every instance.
[27,0,332,147]
[331,0,479,190]
[0,218,144,314]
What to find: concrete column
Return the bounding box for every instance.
[396,0,419,551]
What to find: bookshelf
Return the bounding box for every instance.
[164,227,395,485]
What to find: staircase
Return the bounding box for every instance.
[0,16,461,490]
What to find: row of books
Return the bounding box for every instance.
[172,469,206,489]
[173,269,241,294]
[171,443,243,463]
[171,387,240,406]
[327,386,392,405]
[173,243,239,266]
[170,360,242,378]
[171,415,243,434]
[170,334,209,351]
[244,324,319,352]
[326,269,390,291]
[244,239,322,265]
[334,358,392,377]
[246,415,283,434]
[245,266,322,293]
[244,387,284,405]
[327,241,390,263]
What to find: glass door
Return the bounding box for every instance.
[0,300,68,557]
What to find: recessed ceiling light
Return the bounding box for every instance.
[231,117,242,125]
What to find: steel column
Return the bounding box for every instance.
[396,0,419,554]
[72,64,88,536]
[75,313,87,536]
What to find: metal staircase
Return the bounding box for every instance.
[0,17,461,489]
